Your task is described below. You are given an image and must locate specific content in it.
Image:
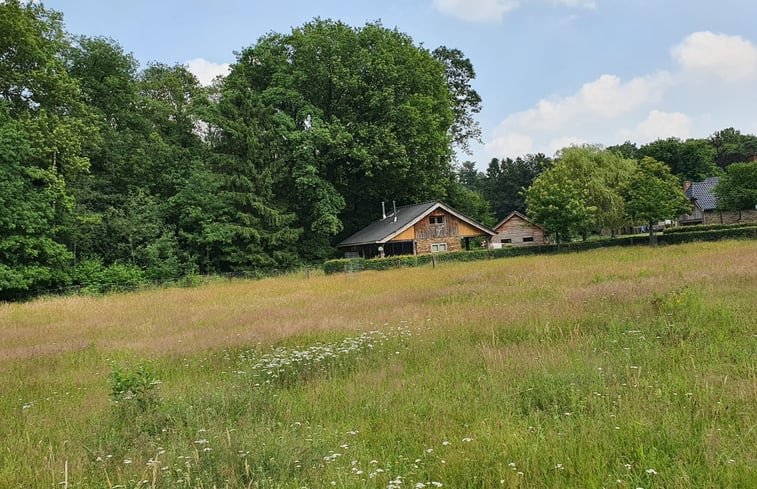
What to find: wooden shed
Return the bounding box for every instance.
[337,201,496,258]
[491,211,548,248]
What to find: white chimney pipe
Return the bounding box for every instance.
[382,201,386,219]
[393,201,397,222]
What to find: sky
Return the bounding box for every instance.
[42,0,757,167]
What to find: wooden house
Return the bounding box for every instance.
[491,211,548,248]
[337,201,496,258]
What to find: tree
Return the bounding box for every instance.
[525,164,593,245]
[708,128,757,170]
[482,154,548,219]
[551,146,635,237]
[0,0,96,298]
[623,157,690,245]
[638,137,718,182]
[713,161,757,219]
[0,111,73,299]
[218,19,467,258]
[432,46,482,155]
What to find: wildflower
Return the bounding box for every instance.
[645,468,657,475]
[442,440,450,446]
[124,459,132,464]
[462,437,473,442]
[431,482,442,487]
[426,448,433,453]
[555,463,564,470]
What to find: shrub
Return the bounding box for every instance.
[109,362,161,410]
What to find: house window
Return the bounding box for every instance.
[501,238,512,244]
[429,216,444,225]
[431,243,447,253]
[523,237,534,242]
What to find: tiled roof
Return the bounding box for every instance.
[685,177,720,211]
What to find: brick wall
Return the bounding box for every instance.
[703,209,757,225]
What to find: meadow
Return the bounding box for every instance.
[1,240,755,488]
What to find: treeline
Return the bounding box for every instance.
[460,129,757,222]
[1,1,489,300]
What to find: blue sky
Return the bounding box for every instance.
[43,0,757,166]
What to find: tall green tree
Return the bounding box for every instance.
[218,19,470,260]
[708,128,757,170]
[432,46,482,155]
[483,154,548,219]
[525,164,592,245]
[713,161,757,219]
[623,157,690,245]
[0,0,96,297]
[0,112,73,299]
[638,137,718,182]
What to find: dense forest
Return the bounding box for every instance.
[1,0,756,300]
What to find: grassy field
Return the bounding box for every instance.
[1,241,755,488]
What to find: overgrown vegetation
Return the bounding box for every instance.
[1,241,755,487]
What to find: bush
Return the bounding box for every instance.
[71,259,145,294]
[109,362,161,410]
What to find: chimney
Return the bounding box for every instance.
[392,201,397,222]
[381,201,386,219]
[683,181,692,192]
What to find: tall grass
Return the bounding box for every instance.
[1,241,755,487]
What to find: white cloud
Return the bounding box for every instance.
[552,0,596,8]
[672,31,757,82]
[433,0,596,22]
[432,0,519,22]
[185,58,231,86]
[487,132,534,157]
[487,72,670,156]
[619,110,692,143]
[484,31,757,159]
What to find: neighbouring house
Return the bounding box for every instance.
[337,201,496,258]
[679,177,757,225]
[490,211,549,248]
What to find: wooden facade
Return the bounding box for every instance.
[491,211,548,248]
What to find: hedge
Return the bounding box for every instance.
[663,222,757,234]
[658,226,757,244]
[324,230,756,275]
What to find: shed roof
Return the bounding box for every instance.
[493,210,544,232]
[685,177,720,211]
[338,201,495,247]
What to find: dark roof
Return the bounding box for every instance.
[338,201,495,247]
[493,211,544,232]
[685,177,720,211]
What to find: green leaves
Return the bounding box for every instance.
[714,161,757,212]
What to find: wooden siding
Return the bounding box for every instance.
[411,209,485,240]
[493,215,546,246]
[393,226,416,241]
